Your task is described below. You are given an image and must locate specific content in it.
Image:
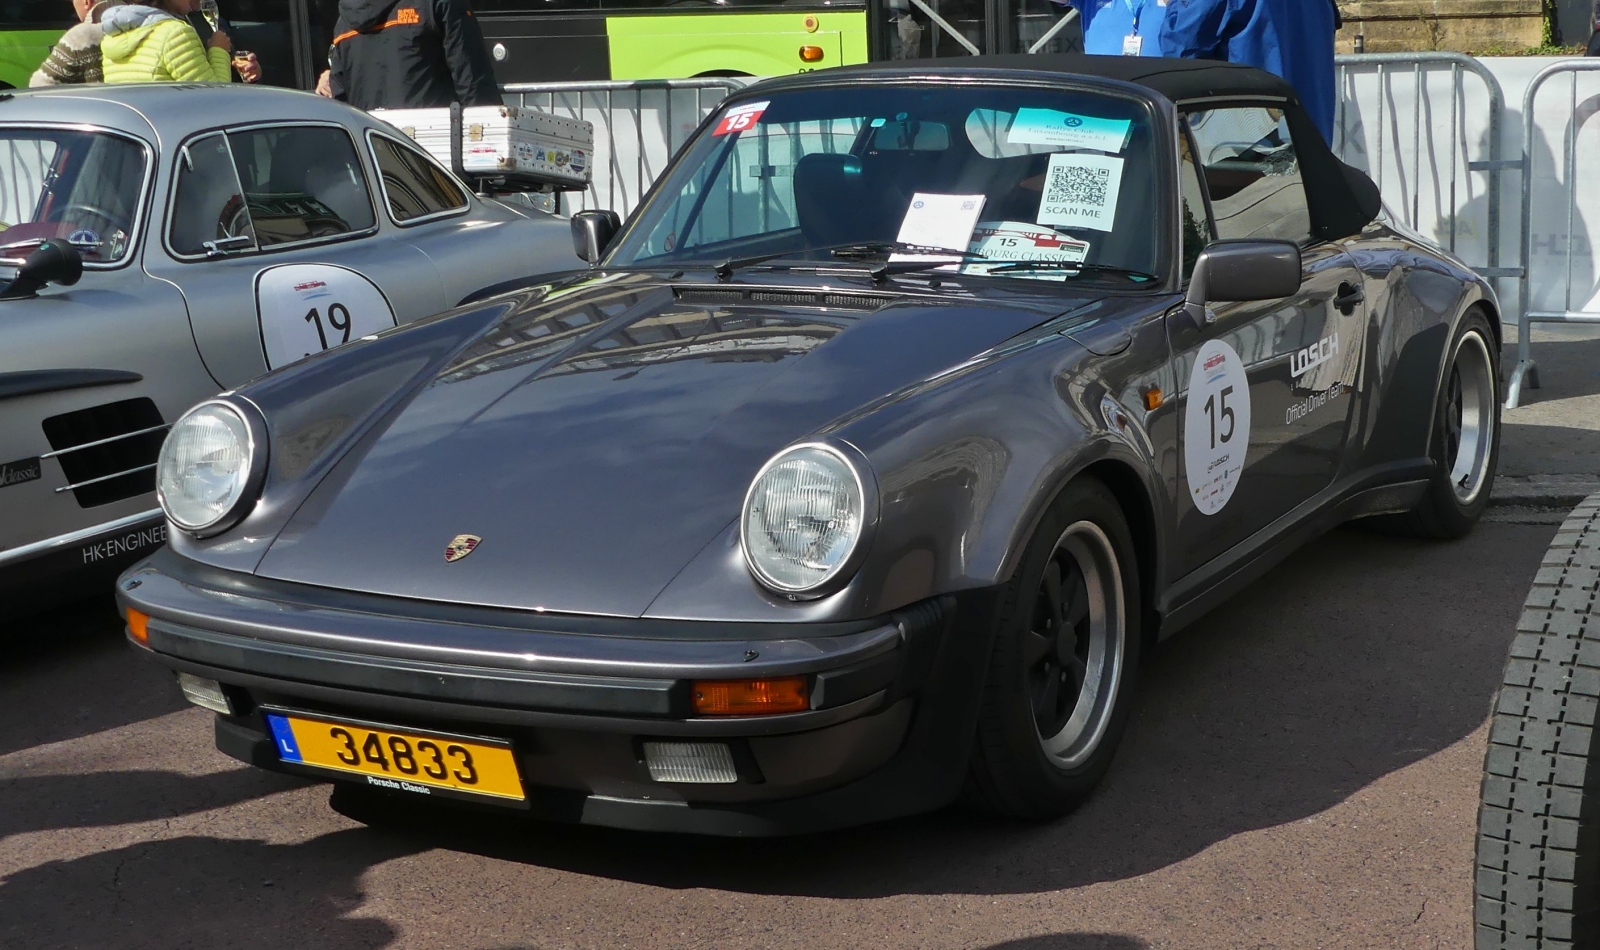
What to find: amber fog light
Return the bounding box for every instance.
[691,676,809,715]
[799,45,825,63]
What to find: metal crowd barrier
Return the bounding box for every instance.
[1333,52,1517,286]
[501,78,750,217]
[1506,59,1600,408]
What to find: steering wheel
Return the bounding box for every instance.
[45,203,122,234]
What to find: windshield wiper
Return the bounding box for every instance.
[714,241,983,280]
[972,261,1157,282]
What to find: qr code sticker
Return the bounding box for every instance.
[1037,153,1124,233]
[1048,163,1111,207]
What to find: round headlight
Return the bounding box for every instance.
[741,443,872,596]
[156,401,259,534]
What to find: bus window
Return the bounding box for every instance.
[0,0,75,27]
[878,0,986,59]
[1012,0,1081,53]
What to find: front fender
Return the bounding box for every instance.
[645,324,1173,623]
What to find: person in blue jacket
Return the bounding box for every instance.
[1159,0,1340,143]
[1058,0,1171,57]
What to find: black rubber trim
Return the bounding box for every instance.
[0,369,142,402]
[135,639,891,738]
[1161,461,1433,636]
[147,616,679,716]
[813,650,899,710]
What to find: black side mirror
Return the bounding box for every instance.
[571,209,621,264]
[1184,239,1301,326]
[0,239,84,301]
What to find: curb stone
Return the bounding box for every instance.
[1490,476,1600,511]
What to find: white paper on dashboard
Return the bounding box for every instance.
[891,192,988,261]
[1036,153,1124,233]
[1007,108,1132,153]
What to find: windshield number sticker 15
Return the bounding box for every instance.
[714,101,769,136]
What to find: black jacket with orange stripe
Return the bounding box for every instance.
[328,0,500,111]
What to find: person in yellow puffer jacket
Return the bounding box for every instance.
[101,0,234,83]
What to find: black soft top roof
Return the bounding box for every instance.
[825,53,1301,108]
[761,54,1379,242]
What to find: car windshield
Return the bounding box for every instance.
[0,128,147,264]
[607,83,1167,284]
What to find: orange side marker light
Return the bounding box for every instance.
[127,608,150,646]
[1143,387,1164,411]
[799,45,825,63]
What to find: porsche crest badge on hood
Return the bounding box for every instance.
[444,534,481,563]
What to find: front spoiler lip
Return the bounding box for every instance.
[119,549,916,732]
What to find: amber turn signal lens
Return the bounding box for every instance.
[127,608,150,646]
[692,676,809,715]
[799,45,825,62]
[1143,387,1164,411]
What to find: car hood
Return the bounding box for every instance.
[253,272,1077,616]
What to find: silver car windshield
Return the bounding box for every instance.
[607,83,1165,284]
[0,128,147,265]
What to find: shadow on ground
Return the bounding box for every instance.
[294,522,1553,899]
[981,938,1147,950]
[0,768,306,839]
[0,596,186,757]
[1503,332,1600,412]
[0,522,1551,949]
[0,830,424,950]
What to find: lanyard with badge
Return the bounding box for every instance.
[1120,0,1166,55]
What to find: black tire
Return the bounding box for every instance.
[1387,308,1502,538]
[1476,496,1600,948]
[962,477,1142,819]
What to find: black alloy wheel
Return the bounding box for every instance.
[964,477,1141,819]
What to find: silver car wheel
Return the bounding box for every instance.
[1026,520,1126,770]
[1445,329,1496,506]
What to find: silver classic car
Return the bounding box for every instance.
[0,83,579,613]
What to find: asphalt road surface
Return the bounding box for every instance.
[0,521,1557,950]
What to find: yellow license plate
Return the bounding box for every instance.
[264,711,525,801]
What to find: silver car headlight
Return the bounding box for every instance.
[156,400,266,536]
[741,443,876,597]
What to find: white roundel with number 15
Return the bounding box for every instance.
[1183,339,1252,516]
[256,263,397,371]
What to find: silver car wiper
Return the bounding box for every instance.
[973,260,1157,281]
[714,241,983,280]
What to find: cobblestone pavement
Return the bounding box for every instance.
[0,520,1555,949]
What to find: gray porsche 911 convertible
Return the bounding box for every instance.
[119,55,1501,835]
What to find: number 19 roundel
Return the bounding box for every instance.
[256,263,398,371]
[1183,339,1251,515]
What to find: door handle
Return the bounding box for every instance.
[1333,282,1364,315]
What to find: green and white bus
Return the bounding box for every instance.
[475,0,1084,84]
[0,0,1082,91]
[0,0,75,89]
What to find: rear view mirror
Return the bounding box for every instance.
[571,209,621,264]
[0,239,84,300]
[1184,239,1301,326]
